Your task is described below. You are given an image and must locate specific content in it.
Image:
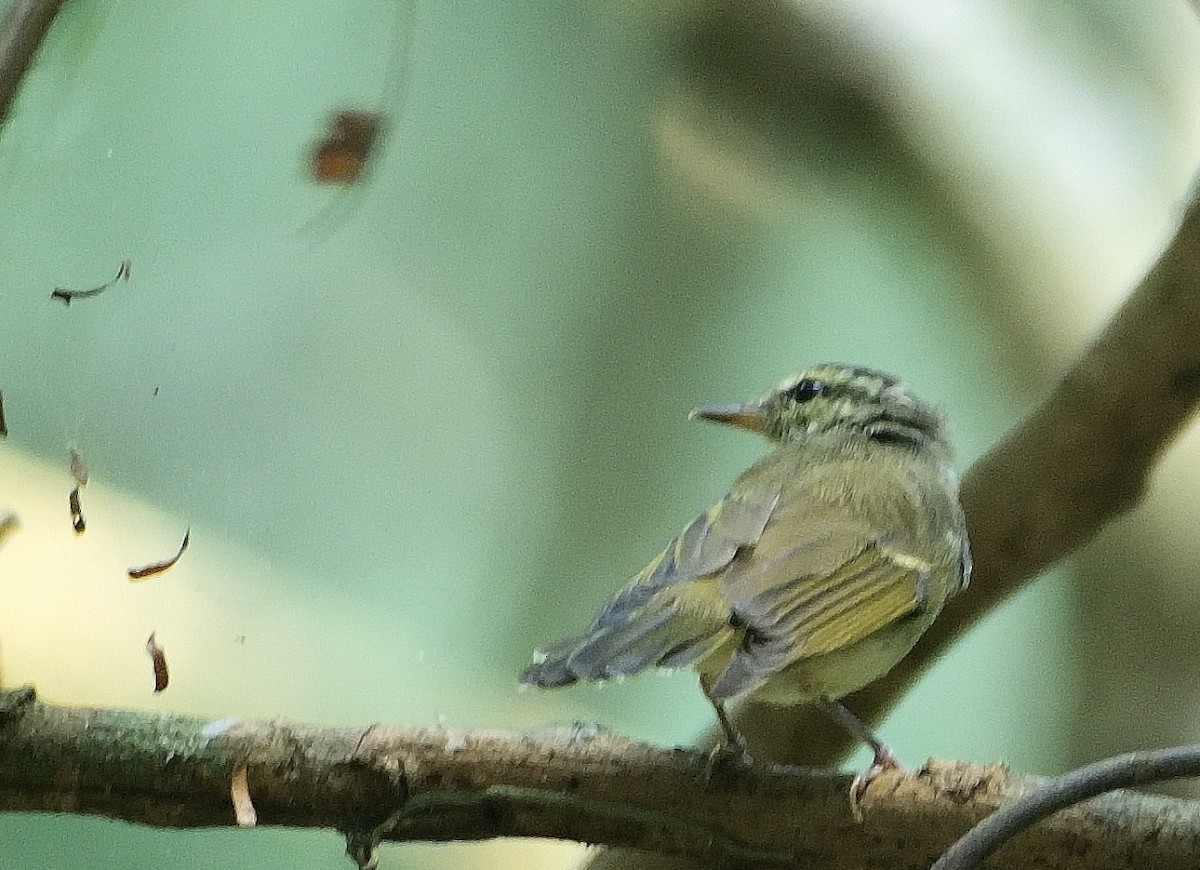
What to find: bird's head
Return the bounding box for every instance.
[690,363,947,449]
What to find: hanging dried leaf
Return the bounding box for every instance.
[230,758,257,827]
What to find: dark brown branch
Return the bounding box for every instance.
[0,0,69,128]
[1,688,1199,868]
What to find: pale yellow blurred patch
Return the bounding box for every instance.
[0,442,329,714]
[0,442,599,869]
[384,840,589,870]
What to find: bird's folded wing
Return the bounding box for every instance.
[589,483,781,632]
[710,525,931,700]
[518,484,781,688]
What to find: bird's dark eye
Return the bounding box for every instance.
[784,378,824,403]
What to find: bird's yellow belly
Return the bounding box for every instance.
[750,615,933,705]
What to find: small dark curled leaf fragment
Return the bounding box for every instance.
[145,632,168,693]
[68,486,85,534]
[0,514,18,547]
[51,259,131,306]
[128,528,190,580]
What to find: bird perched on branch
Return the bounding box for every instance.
[519,363,971,797]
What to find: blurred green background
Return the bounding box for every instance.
[1,1,1199,868]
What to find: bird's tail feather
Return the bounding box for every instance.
[519,607,727,688]
[518,634,589,688]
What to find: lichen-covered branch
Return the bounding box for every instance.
[0,687,1198,868]
[934,745,1200,870]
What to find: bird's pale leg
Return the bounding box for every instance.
[816,696,899,818]
[699,674,750,767]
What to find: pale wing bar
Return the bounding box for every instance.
[709,542,930,700]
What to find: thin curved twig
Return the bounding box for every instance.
[933,744,1200,870]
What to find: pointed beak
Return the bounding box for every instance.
[688,402,771,434]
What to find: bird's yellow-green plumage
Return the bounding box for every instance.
[519,363,970,743]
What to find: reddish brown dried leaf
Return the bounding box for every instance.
[308,110,384,185]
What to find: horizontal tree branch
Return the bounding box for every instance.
[2,688,1199,869]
